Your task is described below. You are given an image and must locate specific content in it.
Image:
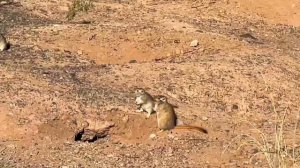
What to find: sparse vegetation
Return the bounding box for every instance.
[67,0,94,20]
[223,100,300,168]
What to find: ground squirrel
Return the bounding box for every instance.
[154,95,208,133]
[134,88,155,118]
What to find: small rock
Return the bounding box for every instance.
[149,133,157,139]
[73,148,80,154]
[0,1,8,5]
[61,166,69,168]
[168,134,175,139]
[190,40,199,47]
[122,115,129,123]
[6,144,16,149]
[119,144,126,148]
[77,50,83,55]
[33,45,40,51]
[129,60,137,63]
[201,116,208,121]
[7,112,14,117]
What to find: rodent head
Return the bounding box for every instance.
[154,95,168,104]
[134,88,147,105]
[135,88,145,95]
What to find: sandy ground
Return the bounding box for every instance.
[0,0,300,167]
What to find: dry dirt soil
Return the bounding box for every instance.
[0,0,300,167]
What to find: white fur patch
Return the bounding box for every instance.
[153,103,158,112]
[135,96,143,105]
[143,103,153,113]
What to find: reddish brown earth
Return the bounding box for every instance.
[0,0,300,167]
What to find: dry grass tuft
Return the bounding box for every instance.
[223,99,300,168]
[67,0,94,20]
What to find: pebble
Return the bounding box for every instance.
[201,116,208,121]
[167,134,175,139]
[190,40,199,47]
[73,148,80,154]
[129,60,137,63]
[149,133,157,139]
[107,154,114,158]
[6,144,16,149]
[77,50,83,55]
[0,1,8,5]
[122,115,129,123]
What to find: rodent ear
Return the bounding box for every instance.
[160,96,167,102]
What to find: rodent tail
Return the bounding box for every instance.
[175,125,208,134]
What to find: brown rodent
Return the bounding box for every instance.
[154,95,207,134]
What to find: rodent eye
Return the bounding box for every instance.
[135,89,143,93]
